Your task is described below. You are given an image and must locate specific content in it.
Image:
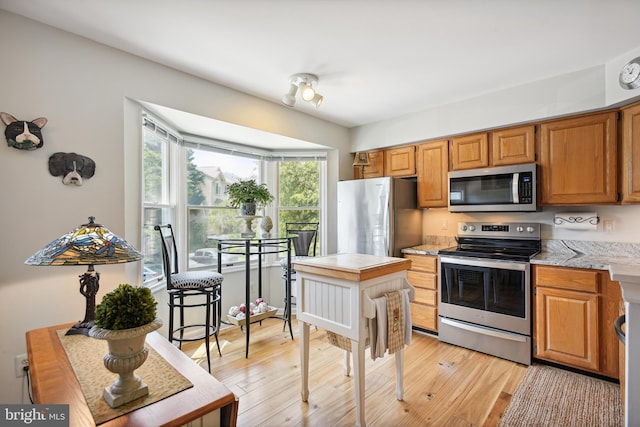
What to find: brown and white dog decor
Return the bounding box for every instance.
[0,112,47,150]
[48,152,96,186]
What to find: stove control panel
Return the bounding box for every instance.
[458,222,540,239]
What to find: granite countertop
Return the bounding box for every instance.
[402,244,446,256]
[402,237,640,271]
[401,236,456,256]
[531,240,640,270]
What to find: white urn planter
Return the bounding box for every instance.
[89,318,163,408]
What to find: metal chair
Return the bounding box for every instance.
[154,224,223,373]
[280,222,319,327]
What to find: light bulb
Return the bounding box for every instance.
[310,93,323,108]
[300,83,316,102]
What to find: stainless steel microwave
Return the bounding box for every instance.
[448,163,537,212]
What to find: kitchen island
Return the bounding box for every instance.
[292,253,414,427]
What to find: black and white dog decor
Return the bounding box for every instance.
[48,152,96,186]
[0,112,47,150]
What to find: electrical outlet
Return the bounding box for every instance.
[604,220,614,232]
[441,219,448,230]
[15,353,28,377]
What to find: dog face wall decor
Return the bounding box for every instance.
[0,112,48,150]
[48,152,96,186]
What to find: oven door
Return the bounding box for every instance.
[438,255,530,336]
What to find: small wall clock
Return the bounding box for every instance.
[619,57,640,90]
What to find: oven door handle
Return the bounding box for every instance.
[441,317,528,342]
[439,255,528,271]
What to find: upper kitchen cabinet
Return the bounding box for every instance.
[384,145,416,177]
[538,112,618,205]
[416,139,449,208]
[490,125,536,166]
[450,133,489,170]
[621,102,640,203]
[353,149,384,179]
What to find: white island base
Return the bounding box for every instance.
[292,253,414,427]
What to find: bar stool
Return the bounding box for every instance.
[280,222,318,328]
[154,224,223,373]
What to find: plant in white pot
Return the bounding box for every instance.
[89,283,162,408]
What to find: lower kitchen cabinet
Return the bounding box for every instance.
[533,264,623,379]
[404,253,438,332]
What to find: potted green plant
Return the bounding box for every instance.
[225,178,274,216]
[89,284,163,408]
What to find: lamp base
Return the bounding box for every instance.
[65,320,95,336]
[66,265,100,336]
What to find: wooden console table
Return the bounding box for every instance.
[26,323,238,427]
[292,253,414,427]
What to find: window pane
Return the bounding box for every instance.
[186,147,261,269]
[143,129,168,204]
[279,161,319,207]
[278,161,321,254]
[187,207,244,269]
[187,148,259,207]
[142,206,172,283]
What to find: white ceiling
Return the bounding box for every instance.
[2,0,640,137]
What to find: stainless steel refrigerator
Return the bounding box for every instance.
[337,177,423,257]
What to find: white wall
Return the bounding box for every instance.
[350,66,607,150]
[0,10,349,404]
[422,205,640,243]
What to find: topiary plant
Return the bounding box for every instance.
[94,283,157,330]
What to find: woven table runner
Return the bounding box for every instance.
[57,329,193,425]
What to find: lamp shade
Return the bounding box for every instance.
[352,152,371,166]
[25,216,142,266]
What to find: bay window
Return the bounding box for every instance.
[141,113,326,283]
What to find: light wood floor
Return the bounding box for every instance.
[183,317,528,427]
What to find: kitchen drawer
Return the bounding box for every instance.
[535,265,599,293]
[407,270,437,290]
[414,287,437,306]
[411,303,437,331]
[404,254,437,273]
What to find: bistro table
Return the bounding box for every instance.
[209,234,295,357]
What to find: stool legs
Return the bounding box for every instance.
[167,286,222,374]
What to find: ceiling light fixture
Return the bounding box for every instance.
[281,73,323,108]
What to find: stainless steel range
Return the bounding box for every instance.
[437,222,541,365]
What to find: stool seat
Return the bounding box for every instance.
[170,271,224,289]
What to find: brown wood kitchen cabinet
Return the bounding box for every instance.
[449,133,489,170]
[384,145,416,177]
[416,139,449,208]
[621,101,640,203]
[533,264,622,379]
[538,112,618,205]
[404,253,438,332]
[490,125,536,166]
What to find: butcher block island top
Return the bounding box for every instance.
[291,253,411,282]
